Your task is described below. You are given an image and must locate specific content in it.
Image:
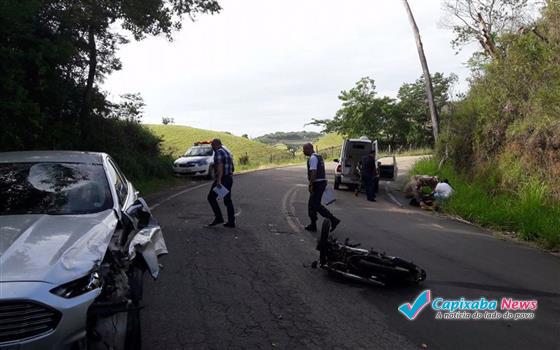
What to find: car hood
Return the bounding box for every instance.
[174,156,210,164]
[0,209,118,285]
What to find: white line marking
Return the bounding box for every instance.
[149,183,208,211]
[384,183,404,208]
[281,186,303,233]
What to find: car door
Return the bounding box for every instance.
[106,158,134,210]
[341,139,351,176]
[377,156,398,181]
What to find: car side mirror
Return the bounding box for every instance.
[333,159,339,163]
[125,198,151,230]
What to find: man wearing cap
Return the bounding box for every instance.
[302,143,341,232]
[206,139,236,228]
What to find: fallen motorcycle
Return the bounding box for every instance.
[312,220,426,286]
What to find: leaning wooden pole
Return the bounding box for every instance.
[402,0,440,142]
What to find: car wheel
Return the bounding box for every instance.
[124,307,142,350]
[125,264,144,349]
[334,176,341,190]
[128,264,145,305]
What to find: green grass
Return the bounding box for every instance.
[314,133,344,150]
[409,157,560,249]
[135,176,192,195]
[391,147,433,157]
[146,124,305,168]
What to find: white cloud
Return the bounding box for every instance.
[104,0,476,137]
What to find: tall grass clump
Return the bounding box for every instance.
[409,158,560,248]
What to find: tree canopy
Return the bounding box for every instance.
[0,0,220,147]
[0,0,220,179]
[309,74,457,149]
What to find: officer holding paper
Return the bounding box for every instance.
[302,143,341,232]
[206,139,236,228]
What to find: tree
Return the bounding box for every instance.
[162,117,175,125]
[241,134,249,138]
[43,0,222,119]
[0,0,220,151]
[402,0,441,143]
[308,74,457,149]
[110,93,145,122]
[398,73,458,146]
[309,77,402,147]
[442,0,537,58]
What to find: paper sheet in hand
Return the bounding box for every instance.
[213,186,229,199]
[322,186,336,205]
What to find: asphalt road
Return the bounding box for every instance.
[142,165,560,350]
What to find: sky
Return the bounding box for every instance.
[103,0,477,138]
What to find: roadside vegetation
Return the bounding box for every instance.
[0,0,220,192]
[310,1,559,248]
[414,1,560,249]
[147,124,305,168]
[410,158,560,249]
[253,131,322,153]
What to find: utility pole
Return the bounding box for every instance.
[402,0,440,142]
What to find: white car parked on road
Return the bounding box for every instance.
[172,141,223,179]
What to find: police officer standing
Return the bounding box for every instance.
[360,150,377,202]
[302,143,341,232]
[206,139,236,228]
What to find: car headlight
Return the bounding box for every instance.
[50,272,102,298]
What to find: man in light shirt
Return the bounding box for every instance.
[433,179,453,200]
[302,143,341,232]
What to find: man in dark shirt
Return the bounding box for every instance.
[303,143,341,232]
[360,150,377,202]
[206,139,236,228]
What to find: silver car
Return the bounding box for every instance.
[0,151,167,349]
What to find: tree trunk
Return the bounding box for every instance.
[402,0,440,143]
[476,13,499,59]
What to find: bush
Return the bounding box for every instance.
[238,153,250,165]
[409,158,560,248]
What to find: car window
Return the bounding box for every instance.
[184,147,213,157]
[106,159,128,207]
[0,162,113,215]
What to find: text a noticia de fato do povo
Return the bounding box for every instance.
[398,290,538,321]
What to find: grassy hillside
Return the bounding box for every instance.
[314,133,344,150]
[254,131,323,151]
[146,124,300,167]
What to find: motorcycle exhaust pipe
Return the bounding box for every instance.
[324,266,386,287]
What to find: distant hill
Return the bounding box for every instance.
[146,125,295,165]
[314,133,344,150]
[254,131,323,151]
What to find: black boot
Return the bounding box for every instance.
[304,223,317,232]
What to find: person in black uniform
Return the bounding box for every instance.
[360,150,377,202]
[302,143,341,232]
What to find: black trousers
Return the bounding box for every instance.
[207,175,235,224]
[308,181,336,223]
[363,176,376,201]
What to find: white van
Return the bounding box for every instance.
[333,137,397,190]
